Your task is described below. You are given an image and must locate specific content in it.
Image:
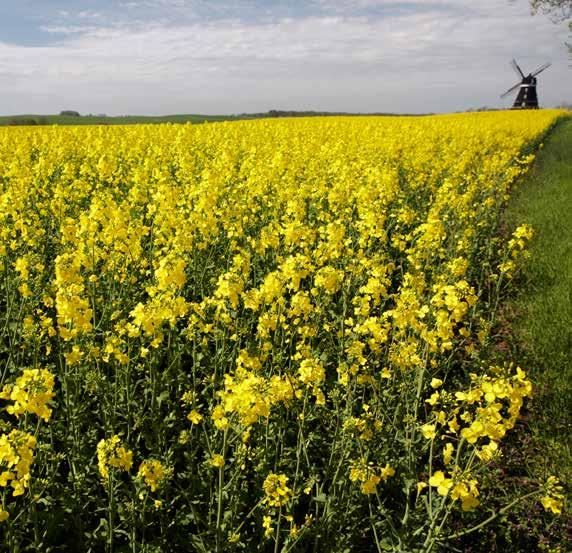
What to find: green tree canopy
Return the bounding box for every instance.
[531,0,571,20]
[530,0,572,57]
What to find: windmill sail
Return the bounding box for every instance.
[511,59,525,79]
[531,62,551,77]
[501,82,522,99]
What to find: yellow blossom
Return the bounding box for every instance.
[187,409,203,424]
[210,454,225,468]
[430,378,443,388]
[0,430,37,497]
[429,471,453,496]
[540,477,564,515]
[361,474,380,495]
[4,368,55,422]
[380,464,395,480]
[96,435,133,479]
[263,473,292,507]
[421,423,437,440]
[138,459,167,492]
[443,443,454,465]
[263,515,273,538]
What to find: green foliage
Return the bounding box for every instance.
[530,0,572,20]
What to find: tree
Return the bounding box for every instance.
[530,1,572,60]
[530,0,571,20]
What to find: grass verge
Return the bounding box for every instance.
[506,116,571,486]
[467,116,572,552]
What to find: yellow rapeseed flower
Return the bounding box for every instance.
[263,473,292,507]
[138,459,167,492]
[96,435,133,479]
[428,471,453,497]
[210,454,225,468]
[187,409,203,424]
[421,423,437,440]
[4,368,55,422]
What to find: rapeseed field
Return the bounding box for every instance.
[0,112,566,552]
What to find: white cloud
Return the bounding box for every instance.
[0,1,570,115]
[40,26,100,35]
[76,10,104,20]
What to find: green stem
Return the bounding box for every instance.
[368,498,382,553]
[215,429,227,551]
[274,506,282,553]
[107,474,114,553]
[438,489,542,543]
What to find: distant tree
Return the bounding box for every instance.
[530,1,572,58]
[8,118,37,126]
[530,0,571,20]
[60,110,80,117]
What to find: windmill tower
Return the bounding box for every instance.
[501,59,551,109]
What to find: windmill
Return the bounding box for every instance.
[501,59,551,109]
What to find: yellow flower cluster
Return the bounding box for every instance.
[419,364,536,512]
[0,430,36,498]
[262,514,274,538]
[457,365,533,444]
[55,253,94,340]
[499,223,535,277]
[210,454,225,468]
[349,458,395,495]
[96,436,133,479]
[422,364,533,445]
[138,459,168,492]
[216,366,295,427]
[428,469,480,511]
[1,368,55,422]
[0,368,55,522]
[263,473,292,507]
[540,476,565,515]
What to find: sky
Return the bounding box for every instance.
[0,0,570,115]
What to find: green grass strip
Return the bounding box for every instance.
[506,116,572,486]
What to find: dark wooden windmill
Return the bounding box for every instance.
[501,59,551,109]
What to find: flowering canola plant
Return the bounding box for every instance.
[0,111,566,551]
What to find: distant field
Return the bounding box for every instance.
[0,110,423,126]
[0,113,239,126]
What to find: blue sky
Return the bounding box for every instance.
[1,1,459,39]
[0,0,570,114]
